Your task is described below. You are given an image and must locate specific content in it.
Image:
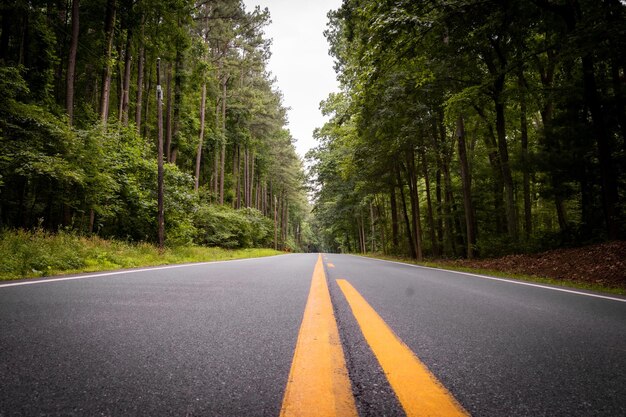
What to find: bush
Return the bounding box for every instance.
[0,228,282,280]
[0,229,86,277]
[193,205,273,248]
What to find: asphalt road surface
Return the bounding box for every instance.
[1,253,625,416]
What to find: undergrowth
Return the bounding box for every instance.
[0,229,282,281]
[356,253,626,296]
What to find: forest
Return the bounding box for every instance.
[308,0,626,259]
[1,0,625,264]
[0,0,313,252]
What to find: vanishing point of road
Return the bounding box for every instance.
[1,253,625,416]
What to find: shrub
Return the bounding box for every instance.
[193,205,273,248]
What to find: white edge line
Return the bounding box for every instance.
[348,254,626,303]
[0,255,287,288]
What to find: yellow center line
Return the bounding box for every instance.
[336,279,469,417]
[327,263,335,268]
[279,256,358,417]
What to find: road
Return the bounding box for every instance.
[1,253,625,416]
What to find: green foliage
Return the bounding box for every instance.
[310,0,626,259]
[0,228,281,280]
[193,205,272,248]
[0,0,313,256]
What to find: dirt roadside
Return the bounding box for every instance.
[447,241,626,291]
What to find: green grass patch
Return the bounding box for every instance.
[356,253,626,296]
[0,229,283,281]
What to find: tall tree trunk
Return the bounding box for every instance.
[143,59,152,138]
[390,180,399,250]
[116,32,124,121]
[535,46,570,236]
[165,64,173,161]
[376,197,387,255]
[494,76,518,241]
[396,165,415,258]
[248,150,254,207]
[283,198,288,245]
[273,194,278,250]
[442,161,457,256]
[171,26,183,163]
[234,145,240,208]
[434,115,456,256]
[456,116,477,259]
[370,200,375,252]
[135,16,144,134]
[66,0,79,125]
[519,72,532,239]
[243,146,249,207]
[99,0,116,125]
[120,28,132,125]
[357,213,365,254]
[420,149,437,257]
[261,181,265,214]
[213,97,220,199]
[219,78,226,205]
[194,83,207,191]
[475,106,506,235]
[435,169,443,253]
[156,58,165,249]
[256,177,261,210]
[406,150,423,261]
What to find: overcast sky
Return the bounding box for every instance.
[242,0,342,158]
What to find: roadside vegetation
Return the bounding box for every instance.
[0,0,316,264]
[309,1,626,261]
[360,241,626,295]
[0,229,281,281]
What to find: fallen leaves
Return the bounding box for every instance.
[450,241,626,290]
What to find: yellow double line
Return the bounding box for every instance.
[280,254,468,417]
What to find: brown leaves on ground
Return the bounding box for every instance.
[449,241,626,290]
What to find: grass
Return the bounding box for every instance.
[0,229,283,281]
[356,253,626,296]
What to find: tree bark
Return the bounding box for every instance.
[396,165,415,258]
[283,198,288,244]
[171,29,183,163]
[248,150,254,207]
[219,78,226,205]
[165,64,173,161]
[156,58,165,249]
[213,97,220,199]
[142,52,152,138]
[494,75,518,241]
[435,168,443,251]
[120,28,132,125]
[194,83,207,191]
[420,149,437,257]
[390,180,399,250]
[273,194,278,250]
[474,106,506,235]
[233,144,236,209]
[519,72,532,239]
[406,150,423,261]
[66,0,79,125]
[243,146,249,207]
[135,16,144,134]
[370,200,375,252]
[456,116,477,259]
[99,0,116,125]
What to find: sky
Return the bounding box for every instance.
[242,0,342,158]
